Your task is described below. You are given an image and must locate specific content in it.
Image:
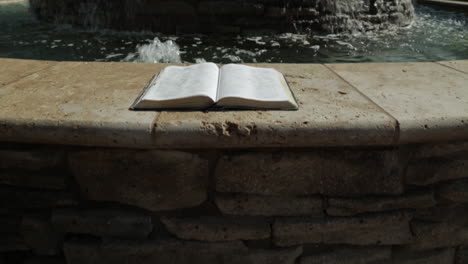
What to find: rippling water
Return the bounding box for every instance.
[0,0,467,63]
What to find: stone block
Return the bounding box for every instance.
[248,247,303,264]
[299,246,391,264]
[21,214,62,255]
[456,246,468,264]
[0,150,64,170]
[405,141,468,159]
[64,239,250,264]
[327,190,435,216]
[0,186,77,209]
[327,62,468,144]
[23,256,66,264]
[392,248,455,264]
[153,64,397,149]
[0,234,29,252]
[439,60,468,74]
[216,194,323,216]
[68,149,209,211]
[216,150,403,197]
[273,212,412,247]
[161,216,271,242]
[0,62,160,148]
[438,178,468,203]
[0,59,56,88]
[0,216,20,233]
[52,208,152,239]
[405,221,468,250]
[0,170,67,190]
[413,204,468,224]
[405,154,468,185]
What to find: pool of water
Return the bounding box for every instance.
[0,0,467,63]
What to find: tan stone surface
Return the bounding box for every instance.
[0,61,162,147]
[153,63,397,148]
[327,62,468,144]
[438,60,468,74]
[0,59,56,88]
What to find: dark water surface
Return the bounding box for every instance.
[0,0,467,63]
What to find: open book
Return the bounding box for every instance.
[130,63,298,110]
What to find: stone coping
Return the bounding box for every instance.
[0,58,467,149]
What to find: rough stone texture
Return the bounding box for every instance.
[0,186,77,209]
[0,216,20,234]
[64,238,302,264]
[23,256,66,264]
[248,247,302,264]
[456,246,468,264]
[299,246,391,264]
[64,239,250,264]
[392,248,455,264]
[0,150,65,170]
[0,170,68,190]
[0,234,29,252]
[216,150,403,197]
[21,214,62,255]
[406,221,468,250]
[413,204,468,224]
[273,212,412,247]
[216,194,323,216]
[52,209,152,239]
[438,60,468,74]
[1,60,468,149]
[406,154,468,186]
[153,64,397,149]
[0,149,68,190]
[405,141,468,159]
[326,190,435,216]
[438,178,468,203]
[0,61,160,148]
[68,149,209,211]
[328,62,468,144]
[0,59,56,88]
[161,216,271,242]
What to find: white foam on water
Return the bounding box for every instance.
[195,58,207,63]
[123,37,182,63]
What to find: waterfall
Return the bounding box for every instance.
[29,0,415,33]
[316,0,415,32]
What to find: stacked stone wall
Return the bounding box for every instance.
[28,0,414,33]
[0,142,467,263]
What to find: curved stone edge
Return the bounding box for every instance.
[1,59,468,149]
[0,118,155,149]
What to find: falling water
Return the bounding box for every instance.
[28,0,415,34]
[1,1,466,63]
[122,38,182,63]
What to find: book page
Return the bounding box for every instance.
[217,64,293,103]
[143,63,219,102]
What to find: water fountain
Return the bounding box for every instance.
[28,0,415,33]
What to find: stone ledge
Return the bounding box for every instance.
[0,59,467,149]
